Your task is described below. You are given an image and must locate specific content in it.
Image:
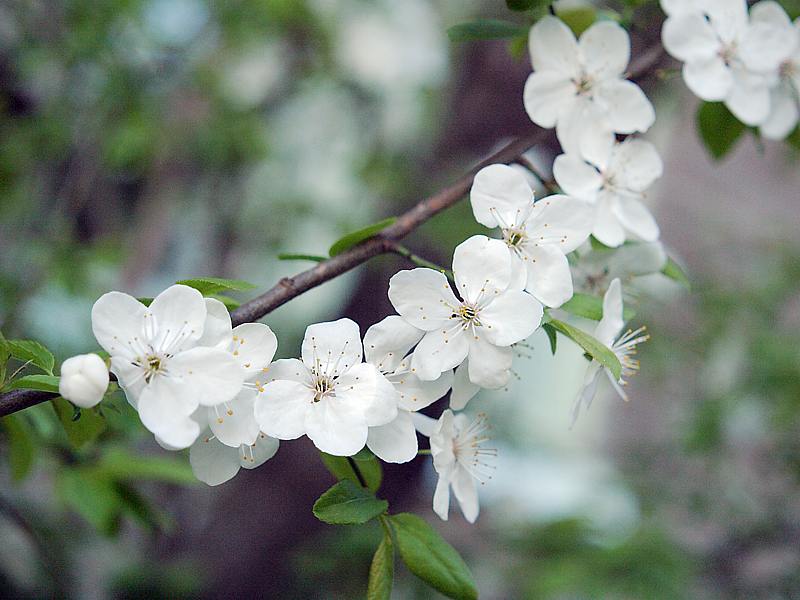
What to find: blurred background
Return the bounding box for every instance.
[1,0,800,598]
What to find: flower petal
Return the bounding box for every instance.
[683,56,732,101]
[579,20,630,79]
[254,379,313,440]
[264,358,312,385]
[305,396,368,456]
[389,365,453,412]
[198,298,232,349]
[168,346,245,407]
[571,363,602,426]
[528,16,580,77]
[592,197,626,247]
[450,362,480,410]
[704,0,748,44]
[610,139,663,192]
[555,96,602,155]
[523,71,577,129]
[594,278,624,347]
[137,384,202,449]
[335,362,399,427]
[367,410,418,463]
[364,315,424,373]
[552,154,602,200]
[388,268,459,331]
[231,323,278,377]
[480,290,543,346]
[451,466,479,523]
[91,291,146,359]
[411,328,470,381]
[239,433,280,470]
[760,87,800,140]
[725,75,771,125]
[208,390,260,448]
[190,433,241,486]
[470,164,535,228]
[467,337,513,389]
[594,80,655,134]
[740,20,797,72]
[148,284,206,352]
[411,411,438,437]
[301,318,363,376]
[613,197,660,242]
[432,471,452,521]
[662,13,720,62]
[453,235,512,303]
[524,244,576,308]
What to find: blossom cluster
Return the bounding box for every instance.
[58,13,676,523]
[661,0,800,140]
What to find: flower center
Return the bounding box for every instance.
[612,326,650,383]
[780,59,797,80]
[453,303,482,329]
[718,43,737,67]
[139,353,167,383]
[453,413,497,484]
[502,227,527,250]
[573,73,594,96]
[312,374,335,402]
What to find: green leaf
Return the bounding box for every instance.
[2,414,36,483]
[7,339,55,375]
[368,530,394,600]
[114,482,175,533]
[329,217,397,257]
[561,293,636,322]
[389,513,477,600]
[589,235,612,251]
[175,277,257,296]
[542,322,558,355]
[209,293,241,310]
[506,0,541,10]
[447,19,528,42]
[0,329,10,386]
[137,297,153,307]
[320,452,383,492]
[662,257,691,289]
[57,468,122,535]
[51,397,106,449]
[93,447,197,485]
[548,318,622,380]
[277,253,327,262]
[312,480,388,525]
[557,7,597,36]
[697,101,746,160]
[7,374,60,392]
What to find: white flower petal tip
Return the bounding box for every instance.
[59,353,109,408]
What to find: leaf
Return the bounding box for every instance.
[389,513,477,600]
[7,374,60,393]
[561,293,636,322]
[320,452,383,492]
[175,276,257,296]
[2,414,36,483]
[0,329,9,386]
[662,257,691,289]
[51,397,106,449]
[697,101,745,160]
[548,318,622,380]
[93,447,197,485]
[57,468,122,536]
[589,235,612,251]
[277,253,327,262]
[447,19,528,42]
[542,322,558,355]
[114,482,175,533]
[329,217,397,257]
[557,7,597,36]
[368,531,394,600]
[312,480,388,525]
[506,0,540,10]
[7,339,55,375]
[137,297,153,307]
[209,293,241,311]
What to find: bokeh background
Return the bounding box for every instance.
[2,0,800,598]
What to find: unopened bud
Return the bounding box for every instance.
[59,353,109,408]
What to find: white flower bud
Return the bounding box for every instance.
[58,353,109,408]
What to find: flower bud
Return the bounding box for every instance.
[58,353,109,408]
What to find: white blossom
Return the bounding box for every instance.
[470,164,593,307]
[572,278,650,424]
[524,16,655,154]
[414,410,495,523]
[571,241,668,296]
[362,316,453,463]
[190,429,279,486]
[388,235,543,390]
[58,353,109,408]
[553,136,663,248]
[91,284,244,449]
[253,318,398,456]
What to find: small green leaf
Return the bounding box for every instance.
[0,329,10,386]
[93,447,197,485]
[320,452,383,492]
[662,257,691,289]
[542,322,558,355]
[312,480,388,525]
[389,513,477,600]
[697,101,746,160]
[277,253,327,262]
[589,235,612,251]
[561,293,636,322]
[137,297,154,307]
[175,277,257,296]
[114,482,175,533]
[2,414,36,483]
[209,293,241,310]
[57,468,122,535]
[557,7,597,36]
[548,318,622,380]
[7,339,55,375]
[506,0,541,10]
[368,531,394,600]
[447,19,528,42]
[7,374,60,392]
[329,217,397,257]
[51,397,106,449]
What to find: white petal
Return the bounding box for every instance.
[197,298,232,349]
[411,411,438,437]
[610,139,663,192]
[452,235,512,303]
[231,323,278,376]
[364,315,424,373]
[208,390,260,448]
[605,241,668,278]
[528,16,580,76]
[335,362,399,427]
[571,363,602,426]
[579,20,630,79]
[704,0,748,44]
[725,77,771,125]
[578,126,616,171]
[110,356,144,406]
[137,384,201,449]
[470,164,535,228]
[450,362,480,410]
[467,337,513,389]
[594,278,624,347]
[168,346,245,407]
[613,197,660,242]
[388,269,459,331]
[592,197,626,247]
[593,80,655,134]
[661,13,720,62]
[740,21,796,72]
[91,291,146,359]
[523,71,577,129]
[190,433,241,486]
[367,410,418,463]
[552,154,602,200]
[481,290,542,347]
[390,367,453,412]
[524,244,575,308]
[555,96,601,155]
[239,432,280,470]
[411,328,470,381]
[305,396,368,456]
[148,284,206,352]
[750,1,793,29]
[683,56,732,101]
[660,0,702,17]
[432,471,452,521]
[263,358,311,385]
[451,466,479,524]
[301,318,363,376]
[760,87,800,140]
[254,379,312,440]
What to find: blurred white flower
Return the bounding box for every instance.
[190,429,279,486]
[571,241,668,296]
[58,353,109,408]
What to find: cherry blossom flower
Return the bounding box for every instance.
[553,136,663,248]
[524,16,655,154]
[58,353,109,408]
[470,164,593,307]
[571,241,668,296]
[91,285,245,449]
[388,235,543,390]
[660,0,703,17]
[662,0,796,125]
[414,410,495,523]
[190,429,279,486]
[253,318,398,456]
[572,278,650,424]
[362,315,453,463]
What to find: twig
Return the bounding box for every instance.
[388,242,453,278]
[514,155,560,195]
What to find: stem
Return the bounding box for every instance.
[347,456,368,489]
[514,155,560,196]
[389,243,453,278]
[417,449,432,456]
